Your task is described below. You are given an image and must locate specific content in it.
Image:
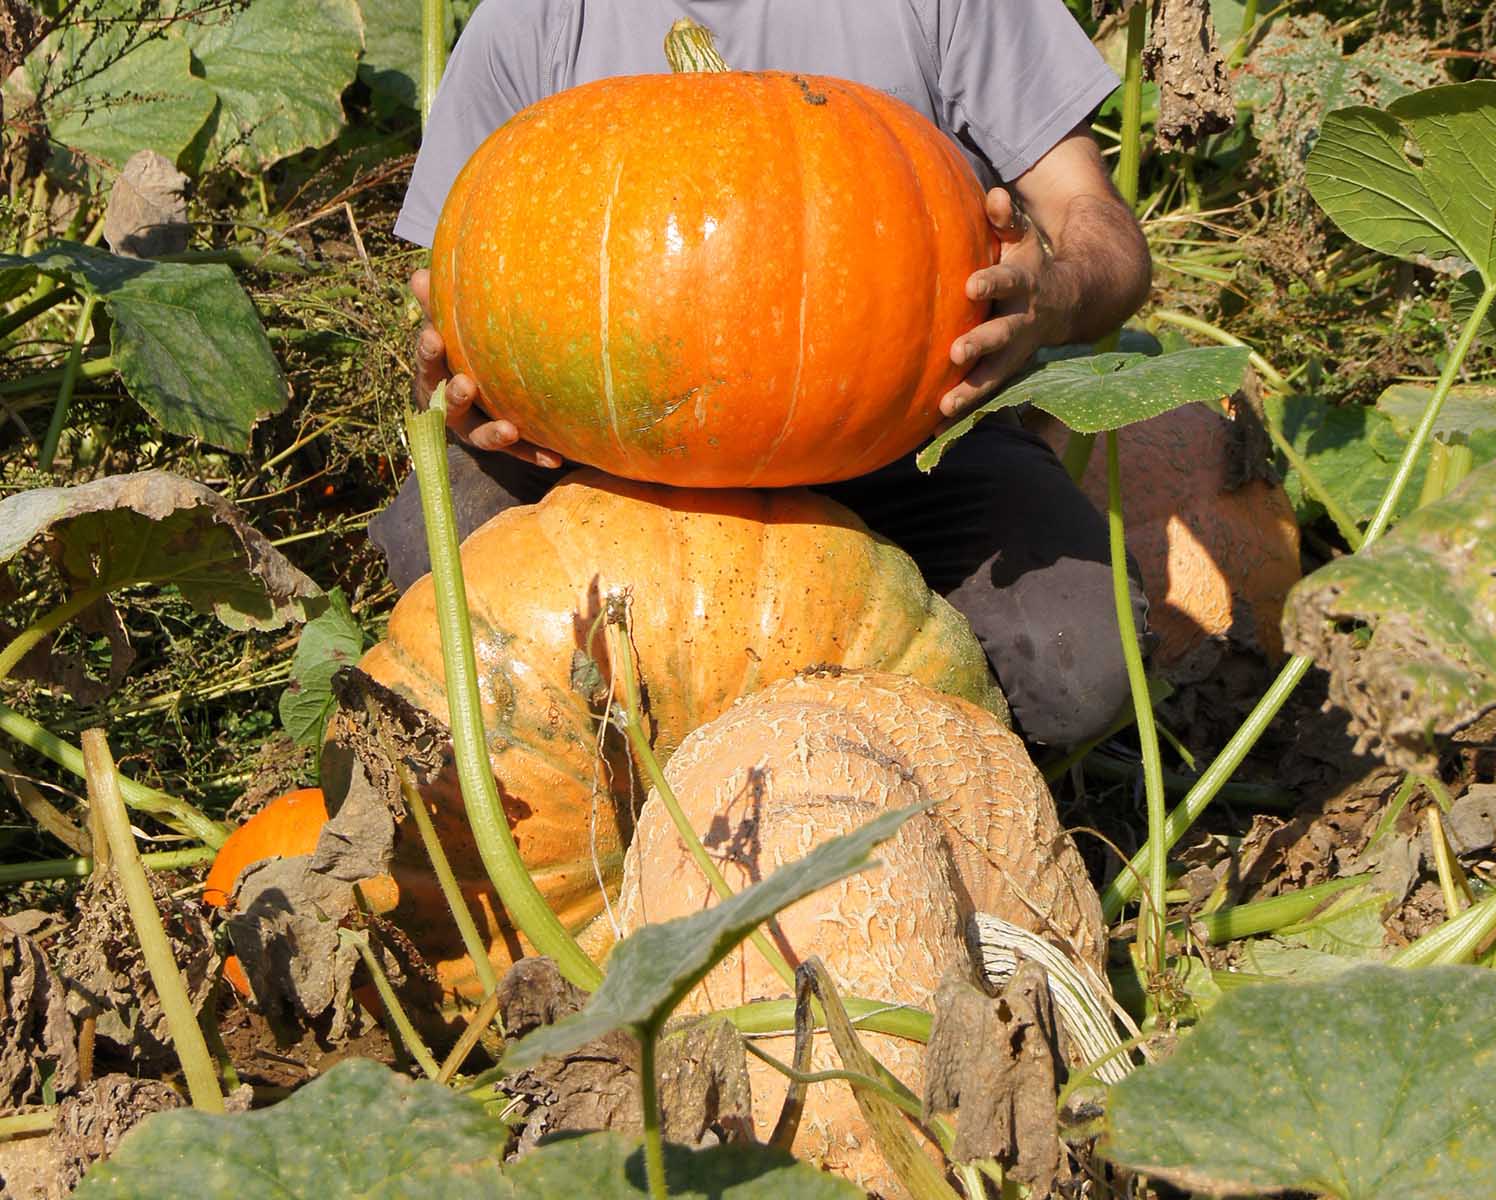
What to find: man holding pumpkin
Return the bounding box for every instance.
[375,0,1154,747]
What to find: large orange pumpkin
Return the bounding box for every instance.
[429,20,994,488]
[352,471,1005,1002]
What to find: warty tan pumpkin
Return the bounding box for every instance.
[611,670,1105,1197]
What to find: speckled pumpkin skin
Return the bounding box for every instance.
[429,72,993,487]
[613,670,1104,1198]
[355,472,1006,1001]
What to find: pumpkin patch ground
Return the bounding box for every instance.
[3,6,1496,1200]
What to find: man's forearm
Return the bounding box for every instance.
[1034,193,1152,347]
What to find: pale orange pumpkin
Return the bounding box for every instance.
[613,670,1105,1197]
[1038,404,1302,676]
[353,471,1005,1003]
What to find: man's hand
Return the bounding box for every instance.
[409,268,563,468]
[940,127,1152,421]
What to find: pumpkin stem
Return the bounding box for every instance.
[664,17,730,74]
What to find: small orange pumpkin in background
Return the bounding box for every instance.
[203,788,329,996]
[429,19,994,488]
[1037,403,1302,677]
[203,788,398,997]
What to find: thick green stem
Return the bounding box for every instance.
[1392,890,1496,967]
[605,604,795,990]
[405,393,601,990]
[1364,285,1495,543]
[1064,0,1147,487]
[0,355,114,397]
[717,997,932,1043]
[1181,874,1370,944]
[0,1110,55,1139]
[0,702,226,847]
[639,1026,669,1200]
[0,285,73,342]
[396,756,500,997]
[1108,432,1167,969]
[0,846,213,885]
[1101,654,1312,920]
[1115,1,1148,211]
[0,587,105,685]
[420,0,446,128]
[343,929,441,1079]
[1229,0,1261,67]
[82,730,223,1112]
[38,293,99,471]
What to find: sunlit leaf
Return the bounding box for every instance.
[7,10,216,174]
[0,243,287,451]
[1283,460,1496,769]
[279,589,367,747]
[187,0,364,170]
[1098,966,1496,1198]
[918,347,1248,472]
[1306,81,1496,283]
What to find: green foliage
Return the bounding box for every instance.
[505,1131,863,1199]
[503,804,926,1070]
[917,346,1248,472]
[185,0,366,171]
[1377,383,1496,441]
[6,4,218,174]
[0,243,287,451]
[278,588,366,747]
[73,1058,509,1198]
[358,0,455,110]
[73,1058,860,1199]
[1098,966,1496,1198]
[1283,460,1496,768]
[1307,81,1496,283]
[1236,16,1442,205]
[0,470,318,632]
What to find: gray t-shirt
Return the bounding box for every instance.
[395,0,1117,247]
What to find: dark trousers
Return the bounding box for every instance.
[369,421,1148,746]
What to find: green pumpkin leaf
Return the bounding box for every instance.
[73,1058,514,1199]
[1306,81,1496,284]
[74,1060,859,1200]
[0,243,287,451]
[917,347,1248,472]
[0,470,318,632]
[6,9,217,175]
[1098,965,1496,1198]
[1376,383,1496,441]
[502,803,926,1070]
[356,0,455,110]
[1282,460,1496,769]
[187,0,364,170]
[279,589,367,747]
[507,1131,863,1199]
